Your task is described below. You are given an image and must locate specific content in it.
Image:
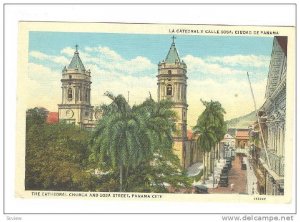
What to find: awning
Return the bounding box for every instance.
[187,162,203,177]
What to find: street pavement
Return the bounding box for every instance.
[208,156,247,194]
[188,153,259,194]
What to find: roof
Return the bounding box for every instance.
[235,130,249,139]
[275,36,287,56]
[68,49,86,72]
[47,112,59,124]
[224,134,234,139]
[165,42,181,64]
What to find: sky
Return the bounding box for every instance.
[27,31,274,128]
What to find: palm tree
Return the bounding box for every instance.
[201,100,226,167]
[193,124,217,183]
[193,100,226,182]
[133,97,177,156]
[193,109,217,183]
[208,101,227,162]
[90,93,177,192]
[91,92,148,191]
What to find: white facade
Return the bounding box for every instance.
[221,134,235,147]
[260,36,286,195]
[58,47,97,129]
[157,39,188,167]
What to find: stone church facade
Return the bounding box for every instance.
[157,38,200,168]
[58,40,201,168]
[58,46,98,130]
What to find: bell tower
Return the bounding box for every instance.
[58,45,94,128]
[157,36,188,167]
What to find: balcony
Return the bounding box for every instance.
[260,149,284,177]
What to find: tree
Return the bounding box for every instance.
[204,100,227,162]
[25,108,96,191]
[132,97,177,157]
[26,107,49,129]
[124,149,192,193]
[129,98,191,192]
[90,92,153,192]
[90,93,192,192]
[193,100,226,182]
[193,119,217,183]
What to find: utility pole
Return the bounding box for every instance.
[246,72,270,167]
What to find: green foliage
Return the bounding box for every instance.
[133,98,177,156]
[25,110,96,191]
[193,100,227,153]
[26,92,193,193]
[193,100,227,181]
[26,107,49,129]
[94,171,120,192]
[90,93,191,192]
[127,150,192,193]
[93,150,192,193]
[91,92,151,170]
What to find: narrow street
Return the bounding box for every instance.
[208,155,247,194]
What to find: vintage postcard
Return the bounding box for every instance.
[16,22,295,204]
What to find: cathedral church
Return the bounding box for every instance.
[58,39,200,168]
[58,45,99,130]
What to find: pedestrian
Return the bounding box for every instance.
[230,183,234,191]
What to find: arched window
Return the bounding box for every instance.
[68,88,72,100]
[166,84,172,96]
[168,70,172,75]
